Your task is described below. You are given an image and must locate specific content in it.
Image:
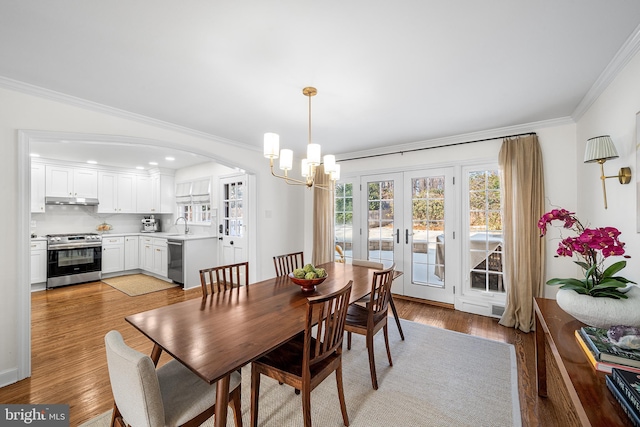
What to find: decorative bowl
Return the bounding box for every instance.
[288,273,327,292]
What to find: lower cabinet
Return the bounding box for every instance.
[124,236,139,270]
[140,236,167,276]
[153,238,168,277]
[30,240,47,284]
[102,236,125,274]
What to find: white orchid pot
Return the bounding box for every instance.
[555,286,640,329]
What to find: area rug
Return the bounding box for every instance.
[80,319,521,426]
[102,274,178,296]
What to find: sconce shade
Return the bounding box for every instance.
[584,135,619,163]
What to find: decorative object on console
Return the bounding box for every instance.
[263,86,340,190]
[538,208,638,328]
[583,135,632,209]
[580,326,640,369]
[289,263,328,292]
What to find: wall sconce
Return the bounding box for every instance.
[584,135,632,209]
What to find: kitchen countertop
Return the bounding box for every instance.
[103,232,216,241]
[30,232,216,241]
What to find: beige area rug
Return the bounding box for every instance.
[80,320,521,426]
[102,274,178,296]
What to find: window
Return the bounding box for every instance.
[334,182,353,263]
[467,169,503,293]
[176,178,212,224]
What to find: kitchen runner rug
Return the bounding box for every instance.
[102,274,178,296]
[80,319,521,427]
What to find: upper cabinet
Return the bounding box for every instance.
[151,172,175,214]
[45,165,98,198]
[31,162,46,213]
[137,171,175,214]
[34,160,175,214]
[98,171,137,213]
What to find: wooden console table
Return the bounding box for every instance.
[534,298,631,426]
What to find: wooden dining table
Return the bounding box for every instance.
[125,261,379,427]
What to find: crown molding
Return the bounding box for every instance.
[0,76,261,153]
[336,116,574,161]
[572,23,640,120]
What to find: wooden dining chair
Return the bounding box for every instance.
[351,259,405,341]
[199,261,249,296]
[105,330,243,427]
[250,281,353,427]
[273,251,304,276]
[345,263,395,390]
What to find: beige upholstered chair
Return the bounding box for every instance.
[273,251,304,276]
[351,259,405,340]
[251,282,353,427]
[105,330,242,427]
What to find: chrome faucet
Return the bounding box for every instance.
[175,216,189,234]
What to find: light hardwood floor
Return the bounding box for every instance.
[0,281,577,426]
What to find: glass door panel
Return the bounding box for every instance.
[403,168,455,304]
[365,177,401,267]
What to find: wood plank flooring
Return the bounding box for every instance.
[0,281,577,426]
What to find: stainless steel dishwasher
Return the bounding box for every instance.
[167,240,184,284]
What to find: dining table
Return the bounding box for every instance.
[125,261,381,427]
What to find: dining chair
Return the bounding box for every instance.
[273,251,304,276]
[345,263,395,390]
[351,259,405,341]
[199,261,249,296]
[250,281,353,427]
[104,330,243,427]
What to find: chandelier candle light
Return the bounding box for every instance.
[263,87,340,190]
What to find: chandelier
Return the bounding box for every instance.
[263,87,340,190]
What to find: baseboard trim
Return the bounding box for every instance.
[0,367,19,389]
[392,294,454,310]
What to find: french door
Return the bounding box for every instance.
[219,175,248,269]
[360,168,456,304]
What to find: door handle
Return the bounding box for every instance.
[396,229,400,244]
[405,229,409,244]
[230,241,234,245]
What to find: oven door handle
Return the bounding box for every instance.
[48,244,102,250]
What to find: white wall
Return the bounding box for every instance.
[0,87,304,386]
[575,49,640,288]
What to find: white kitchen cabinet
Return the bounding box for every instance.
[136,175,153,213]
[98,171,137,213]
[30,240,47,284]
[153,238,168,277]
[141,236,155,271]
[45,165,98,198]
[124,236,139,270]
[140,236,167,276]
[102,236,125,274]
[31,162,46,213]
[151,172,175,214]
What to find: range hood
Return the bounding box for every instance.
[45,196,99,206]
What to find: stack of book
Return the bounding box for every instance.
[607,368,640,426]
[575,326,640,426]
[574,326,640,374]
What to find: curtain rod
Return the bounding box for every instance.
[338,132,537,162]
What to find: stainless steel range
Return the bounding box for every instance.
[46,233,102,288]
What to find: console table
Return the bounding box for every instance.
[534,298,631,426]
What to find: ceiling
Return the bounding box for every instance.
[2,1,640,164]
